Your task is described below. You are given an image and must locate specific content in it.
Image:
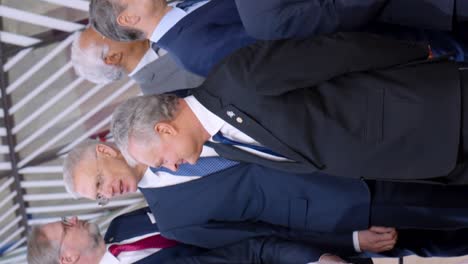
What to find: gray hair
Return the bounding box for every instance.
[63,139,115,198]
[89,0,146,42]
[111,94,179,160]
[71,30,125,84]
[27,226,60,264]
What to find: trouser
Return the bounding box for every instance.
[368,179,468,229]
[444,68,468,183]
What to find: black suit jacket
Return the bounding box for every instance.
[193,32,461,181]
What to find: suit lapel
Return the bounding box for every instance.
[132,65,156,83]
[193,89,324,170]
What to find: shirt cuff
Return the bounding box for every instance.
[353,231,361,252]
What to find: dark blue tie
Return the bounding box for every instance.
[151,42,160,54]
[212,132,285,158]
[150,156,239,176]
[176,0,206,11]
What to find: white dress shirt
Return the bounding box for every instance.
[138,145,219,188]
[150,1,210,43]
[184,96,291,161]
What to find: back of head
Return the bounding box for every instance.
[71,28,126,84]
[111,94,179,158]
[89,0,146,42]
[27,227,60,264]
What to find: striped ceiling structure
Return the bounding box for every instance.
[0,1,145,262]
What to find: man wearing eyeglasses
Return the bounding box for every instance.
[62,139,468,261]
[26,207,358,264]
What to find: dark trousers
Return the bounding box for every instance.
[369,179,468,229]
[445,68,468,183]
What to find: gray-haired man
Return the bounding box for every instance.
[61,139,468,261]
[71,26,204,94]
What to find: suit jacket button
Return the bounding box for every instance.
[236,117,243,123]
[109,237,114,242]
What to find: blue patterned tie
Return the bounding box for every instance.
[176,0,206,11]
[150,156,239,176]
[212,132,285,158]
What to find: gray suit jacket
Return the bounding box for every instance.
[132,54,205,95]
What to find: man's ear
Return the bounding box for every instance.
[96,143,119,157]
[103,52,122,65]
[117,13,141,27]
[60,253,79,264]
[154,122,177,137]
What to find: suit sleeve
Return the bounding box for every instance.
[162,221,356,253]
[224,32,429,96]
[170,237,325,264]
[235,0,388,40]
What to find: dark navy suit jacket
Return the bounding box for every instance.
[141,163,468,258]
[141,163,369,250]
[156,0,256,77]
[236,0,463,40]
[104,208,204,264]
[157,0,466,76]
[104,207,351,263]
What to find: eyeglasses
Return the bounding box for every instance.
[95,155,110,207]
[57,217,73,258]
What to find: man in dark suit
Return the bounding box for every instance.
[88,0,468,76]
[89,0,257,76]
[112,32,468,184]
[71,26,204,94]
[63,140,468,260]
[26,207,358,264]
[237,0,468,40]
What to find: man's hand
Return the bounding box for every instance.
[358,226,398,253]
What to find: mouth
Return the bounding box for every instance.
[121,180,132,194]
[119,180,124,195]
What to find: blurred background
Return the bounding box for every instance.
[0,1,145,263]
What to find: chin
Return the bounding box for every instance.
[87,222,103,247]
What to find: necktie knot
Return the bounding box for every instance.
[109,234,178,257]
[151,156,239,176]
[212,132,285,158]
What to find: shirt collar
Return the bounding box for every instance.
[138,168,160,188]
[150,7,187,43]
[184,95,224,137]
[149,1,210,43]
[128,48,159,77]
[100,250,120,264]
